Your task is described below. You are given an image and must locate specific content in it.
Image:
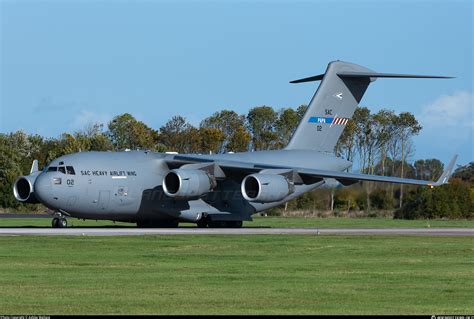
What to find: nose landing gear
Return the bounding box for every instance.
[51,212,68,228]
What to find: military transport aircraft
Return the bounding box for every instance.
[13,61,457,228]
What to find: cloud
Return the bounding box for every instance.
[419,91,473,129]
[70,110,112,132]
[34,97,77,113]
[415,91,473,165]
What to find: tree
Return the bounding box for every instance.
[275,108,299,148]
[414,159,444,181]
[352,107,372,173]
[159,116,196,153]
[335,119,357,162]
[79,123,114,151]
[372,109,396,176]
[296,105,308,121]
[199,127,225,154]
[108,113,158,151]
[396,112,422,208]
[200,110,246,153]
[181,126,202,154]
[59,133,86,155]
[453,162,474,184]
[226,125,251,152]
[0,134,22,208]
[247,106,278,150]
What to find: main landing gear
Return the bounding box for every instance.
[51,213,68,228]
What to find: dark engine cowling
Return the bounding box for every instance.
[241,174,294,203]
[13,175,40,203]
[162,169,215,199]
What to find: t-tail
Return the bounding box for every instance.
[285,60,453,153]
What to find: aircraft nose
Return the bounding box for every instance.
[34,173,53,205]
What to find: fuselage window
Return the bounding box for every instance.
[58,167,66,174]
[47,166,57,172]
[66,166,76,175]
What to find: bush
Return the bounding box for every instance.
[395,178,473,219]
[370,189,394,210]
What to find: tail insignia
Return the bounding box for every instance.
[308,116,349,126]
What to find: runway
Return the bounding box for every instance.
[0,227,473,236]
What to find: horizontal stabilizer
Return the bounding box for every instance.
[290,74,324,83]
[337,72,454,79]
[290,72,453,84]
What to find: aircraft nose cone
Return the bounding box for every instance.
[34,173,53,205]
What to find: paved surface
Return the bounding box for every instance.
[0,227,472,236]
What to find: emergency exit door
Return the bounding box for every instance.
[98,191,110,210]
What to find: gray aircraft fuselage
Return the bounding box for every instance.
[32,150,349,224]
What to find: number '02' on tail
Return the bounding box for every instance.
[285,60,453,153]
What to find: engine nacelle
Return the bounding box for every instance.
[162,169,215,199]
[241,174,293,203]
[13,174,40,203]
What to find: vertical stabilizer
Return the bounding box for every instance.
[286,61,452,153]
[285,61,374,152]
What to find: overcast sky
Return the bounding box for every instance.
[1,0,472,165]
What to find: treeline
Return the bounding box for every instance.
[0,105,472,218]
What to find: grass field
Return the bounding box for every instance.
[0,234,473,315]
[1,215,474,228]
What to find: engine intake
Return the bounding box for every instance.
[241,174,293,203]
[13,175,39,203]
[162,169,215,199]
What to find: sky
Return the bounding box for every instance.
[1,0,472,166]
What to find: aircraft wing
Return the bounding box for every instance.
[166,154,458,188]
[297,155,457,187]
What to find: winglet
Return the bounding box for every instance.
[429,155,458,187]
[30,160,39,174]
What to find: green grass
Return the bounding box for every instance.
[1,215,474,228]
[0,235,473,314]
[249,216,474,228]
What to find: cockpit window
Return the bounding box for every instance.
[58,167,66,174]
[66,166,75,175]
[47,166,57,172]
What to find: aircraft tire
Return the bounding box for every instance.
[196,219,208,228]
[51,218,60,228]
[60,218,68,228]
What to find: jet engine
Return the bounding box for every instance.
[162,169,216,199]
[241,174,294,203]
[13,175,40,203]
